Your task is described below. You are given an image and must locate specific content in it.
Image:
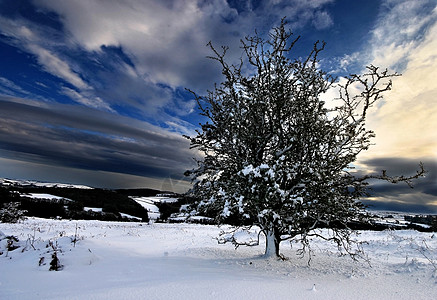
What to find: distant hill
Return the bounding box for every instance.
[0,178,155,222]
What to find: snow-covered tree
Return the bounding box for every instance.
[185,20,425,259]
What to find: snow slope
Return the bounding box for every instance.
[1,218,436,299]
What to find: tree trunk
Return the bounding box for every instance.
[264,226,280,258]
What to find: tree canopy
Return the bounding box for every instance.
[185,20,425,259]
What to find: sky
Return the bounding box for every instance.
[0,0,436,212]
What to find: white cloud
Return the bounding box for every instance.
[0,77,31,96]
[61,87,114,112]
[28,44,90,90]
[370,0,437,70]
[34,0,336,89]
[35,0,213,87]
[312,10,333,30]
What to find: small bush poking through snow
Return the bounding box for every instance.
[0,202,27,223]
[49,249,63,271]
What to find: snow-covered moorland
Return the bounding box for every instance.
[1,218,436,299]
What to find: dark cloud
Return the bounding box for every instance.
[359,157,437,212]
[0,96,196,181]
[363,157,436,194]
[362,198,437,214]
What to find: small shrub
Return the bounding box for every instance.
[0,202,27,223]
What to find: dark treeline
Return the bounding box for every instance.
[0,186,149,222]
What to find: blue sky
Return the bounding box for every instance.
[0,0,436,212]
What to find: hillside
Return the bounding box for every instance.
[0,179,149,222]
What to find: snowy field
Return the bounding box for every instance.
[1,218,436,300]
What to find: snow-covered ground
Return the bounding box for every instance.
[1,218,436,299]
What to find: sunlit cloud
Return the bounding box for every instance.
[363,4,437,161]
